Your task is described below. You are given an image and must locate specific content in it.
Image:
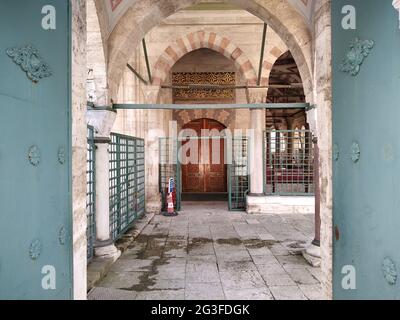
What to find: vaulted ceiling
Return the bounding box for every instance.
[103,0,316,36]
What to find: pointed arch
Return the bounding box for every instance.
[152,31,257,86]
[106,0,313,103]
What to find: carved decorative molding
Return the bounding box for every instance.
[6,45,52,83]
[28,145,41,166]
[340,38,374,76]
[29,239,42,260]
[59,227,67,245]
[394,0,400,28]
[172,72,235,101]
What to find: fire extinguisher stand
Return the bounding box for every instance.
[162,178,179,217]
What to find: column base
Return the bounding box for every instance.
[247,195,315,214]
[302,243,321,267]
[94,240,121,261]
[146,193,162,214]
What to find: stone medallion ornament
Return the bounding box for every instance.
[58,147,66,165]
[340,38,374,76]
[6,45,52,83]
[29,239,42,260]
[333,144,340,162]
[28,145,41,166]
[350,142,361,163]
[59,227,67,245]
[394,0,400,29]
[382,257,397,285]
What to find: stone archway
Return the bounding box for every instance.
[105,0,313,103]
[87,0,109,106]
[152,31,258,86]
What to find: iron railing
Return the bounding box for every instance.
[264,130,314,196]
[86,126,96,261]
[228,137,250,211]
[109,133,145,241]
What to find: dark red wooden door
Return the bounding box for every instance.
[182,119,227,193]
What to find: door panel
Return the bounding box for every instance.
[332,0,400,299]
[0,1,72,299]
[182,119,227,193]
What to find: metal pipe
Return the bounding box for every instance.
[112,103,310,110]
[313,137,321,247]
[142,38,152,83]
[258,23,268,86]
[127,63,148,85]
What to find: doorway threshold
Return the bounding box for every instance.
[182,193,228,201]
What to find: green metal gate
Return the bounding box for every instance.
[86,126,96,261]
[228,137,250,211]
[109,133,145,240]
[159,136,249,211]
[332,0,400,299]
[0,1,73,299]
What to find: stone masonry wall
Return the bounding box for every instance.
[72,0,88,300]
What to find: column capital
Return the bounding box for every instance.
[141,85,161,104]
[87,109,117,138]
[246,88,268,104]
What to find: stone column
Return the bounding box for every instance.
[87,109,120,260]
[246,88,267,213]
[142,86,163,214]
[249,108,265,195]
[72,0,87,300]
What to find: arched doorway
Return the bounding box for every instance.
[181,118,227,198]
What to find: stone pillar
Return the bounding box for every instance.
[314,0,333,299]
[250,108,265,195]
[246,88,267,213]
[313,138,321,246]
[72,0,87,300]
[142,86,163,214]
[87,109,120,260]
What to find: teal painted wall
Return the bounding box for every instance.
[0,1,72,299]
[333,0,400,299]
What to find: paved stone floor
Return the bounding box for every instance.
[89,202,324,300]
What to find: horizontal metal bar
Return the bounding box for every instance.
[113,103,310,110]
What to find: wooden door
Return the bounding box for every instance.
[182,119,227,193]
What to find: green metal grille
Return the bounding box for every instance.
[264,130,314,195]
[109,133,145,241]
[86,125,96,261]
[228,137,250,211]
[159,137,181,211]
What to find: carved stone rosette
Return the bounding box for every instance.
[394,0,400,28]
[6,45,52,83]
